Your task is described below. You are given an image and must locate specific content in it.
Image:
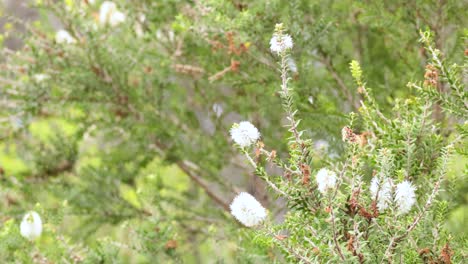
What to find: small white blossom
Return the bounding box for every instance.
[230,121,260,148]
[138,13,146,23]
[287,57,297,73]
[55,30,76,44]
[314,139,329,152]
[370,177,393,211]
[33,74,50,82]
[134,23,144,37]
[212,103,223,118]
[395,180,416,214]
[20,211,43,240]
[315,168,337,194]
[270,34,293,54]
[230,192,267,227]
[99,1,126,27]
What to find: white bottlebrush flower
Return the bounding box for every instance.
[270,34,293,54]
[230,121,260,148]
[99,1,126,27]
[20,211,43,240]
[55,30,76,44]
[315,168,337,194]
[370,177,393,211]
[230,192,267,227]
[395,180,417,214]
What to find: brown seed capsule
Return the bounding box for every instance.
[439,243,453,264]
[230,60,241,72]
[165,239,178,250]
[301,163,311,185]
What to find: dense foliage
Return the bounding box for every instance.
[0,0,466,263]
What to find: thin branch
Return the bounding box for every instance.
[316,47,358,110]
[242,149,291,198]
[152,141,231,212]
[177,160,231,212]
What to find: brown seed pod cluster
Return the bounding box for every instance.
[424,64,439,87]
[346,190,379,220]
[341,126,371,147]
[210,32,249,56]
[346,233,364,262]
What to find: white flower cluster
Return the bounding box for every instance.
[230,192,267,227]
[230,121,260,148]
[395,180,417,214]
[270,34,293,54]
[370,177,393,211]
[315,168,337,194]
[20,211,43,240]
[99,1,126,27]
[370,178,416,214]
[54,1,127,45]
[55,29,76,44]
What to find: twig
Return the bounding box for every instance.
[242,149,291,198]
[177,160,231,212]
[329,195,346,261]
[265,227,313,264]
[152,140,231,212]
[380,143,455,263]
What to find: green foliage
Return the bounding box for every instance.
[0,0,466,262]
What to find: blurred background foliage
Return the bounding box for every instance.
[0,0,466,262]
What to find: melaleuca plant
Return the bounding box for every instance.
[0,0,466,262]
[228,24,465,263]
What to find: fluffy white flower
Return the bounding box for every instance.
[99,1,126,27]
[395,180,416,214]
[55,30,76,44]
[230,192,267,227]
[20,211,43,240]
[270,34,293,54]
[370,177,393,211]
[315,168,337,194]
[230,121,260,147]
